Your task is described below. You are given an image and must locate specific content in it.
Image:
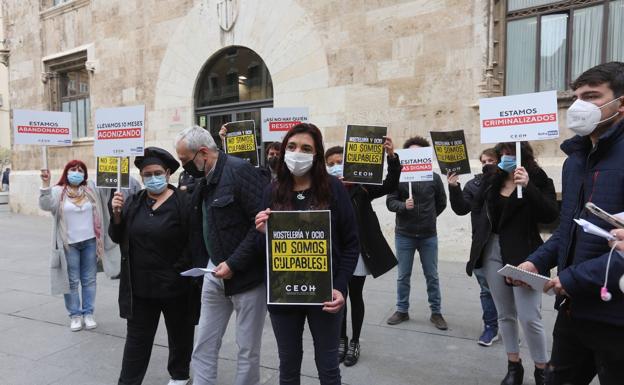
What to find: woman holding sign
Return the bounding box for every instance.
[255,123,359,385]
[39,160,104,332]
[470,142,558,385]
[109,147,195,385]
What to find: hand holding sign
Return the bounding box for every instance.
[513,166,529,188]
[322,289,345,313]
[405,197,415,210]
[255,208,271,233]
[383,136,395,158]
[111,191,124,216]
[40,169,51,188]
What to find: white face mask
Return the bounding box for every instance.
[567,97,622,136]
[284,151,314,176]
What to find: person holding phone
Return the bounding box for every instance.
[255,123,359,385]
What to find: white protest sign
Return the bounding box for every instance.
[396,147,434,183]
[479,90,559,144]
[13,109,72,146]
[261,107,309,142]
[94,105,145,157]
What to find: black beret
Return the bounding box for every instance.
[134,147,180,173]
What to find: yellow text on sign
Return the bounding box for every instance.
[98,157,129,173]
[434,144,466,162]
[346,142,383,164]
[271,240,328,272]
[227,134,256,153]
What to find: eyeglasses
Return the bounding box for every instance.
[142,171,166,178]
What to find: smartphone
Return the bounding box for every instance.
[585,202,624,229]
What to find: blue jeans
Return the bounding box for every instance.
[473,267,498,329]
[395,234,441,314]
[64,238,97,317]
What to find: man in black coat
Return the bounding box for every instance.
[447,148,500,347]
[175,126,269,385]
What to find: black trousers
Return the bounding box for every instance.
[118,295,195,385]
[546,308,624,385]
[269,306,343,385]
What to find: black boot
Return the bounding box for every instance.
[344,340,360,367]
[534,367,545,385]
[338,337,348,363]
[501,359,524,385]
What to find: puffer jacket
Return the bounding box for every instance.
[527,118,624,326]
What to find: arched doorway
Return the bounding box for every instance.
[194,46,273,156]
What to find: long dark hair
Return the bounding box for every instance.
[272,123,331,210]
[57,160,88,186]
[494,141,539,174]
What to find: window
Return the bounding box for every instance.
[195,46,273,154]
[505,0,624,95]
[45,53,91,139]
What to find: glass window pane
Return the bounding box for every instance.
[506,17,537,95]
[572,6,603,81]
[85,97,91,137]
[69,101,78,138]
[77,98,86,138]
[608,0,624,61]
[540,13,568,92]
[508,0,560,12]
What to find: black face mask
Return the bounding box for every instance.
[183,151,206,179]
[482,164,498,175]
[267,156,278,170]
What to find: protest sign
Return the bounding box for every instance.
[342,125,387,185]
[261,107,309,142]
[395,147,434,183]
[224,120,259,166]
[13,109,72,146]
[96,157,130,189]
[94,105,145,157]
[266,210,332,305]
[479,90,559,144]
[430,130,471,175]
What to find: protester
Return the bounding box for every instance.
[265,141,281,181]
[175,126,268,385]
[518,62,624,385]
[2,167,9,191]
[386,136,448,330]
[109,147,195,385]
[39,160,104,331]
[98,176,142,279]
[324,141,400,366]
[255,123,359,384]
[471,141,558,385]
[447,148,500,346]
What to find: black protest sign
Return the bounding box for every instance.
[430,130,471,175]
[266,210,333,305]
[342,125,387,185]
[225,120,259,166]
[96,157,130,189]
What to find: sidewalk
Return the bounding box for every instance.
[0,210,571,385]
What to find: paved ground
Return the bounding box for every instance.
[0,206,596,385]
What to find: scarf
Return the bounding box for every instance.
[57,184,104,259]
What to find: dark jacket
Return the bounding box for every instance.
[108,187,197,322]
[386,172,447,238]
[527,118,624,326]
[261,176,360,297]
[188,151,269,296]
[350,154,401,277]
[449,174,483,219]
[467,168,558,276]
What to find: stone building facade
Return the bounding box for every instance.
[2,0,622,224]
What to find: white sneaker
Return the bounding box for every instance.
[84,314,97,330]
[167,380,189,385]
[70,316,82,332]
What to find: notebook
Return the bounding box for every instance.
[497,264,555,296]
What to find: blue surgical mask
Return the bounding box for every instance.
[497,155,517,173]
[67,171,84,186]
[144,175,168,194]
[327,164,343,177]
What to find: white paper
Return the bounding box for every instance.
[479,91,559,144]
[94,105,145,157]
[395,147,434,183]
[261,107,309,142]
[497,264,555,295]
[574,219,616,241]
[13,109,73,146]
[180,268,215,277]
